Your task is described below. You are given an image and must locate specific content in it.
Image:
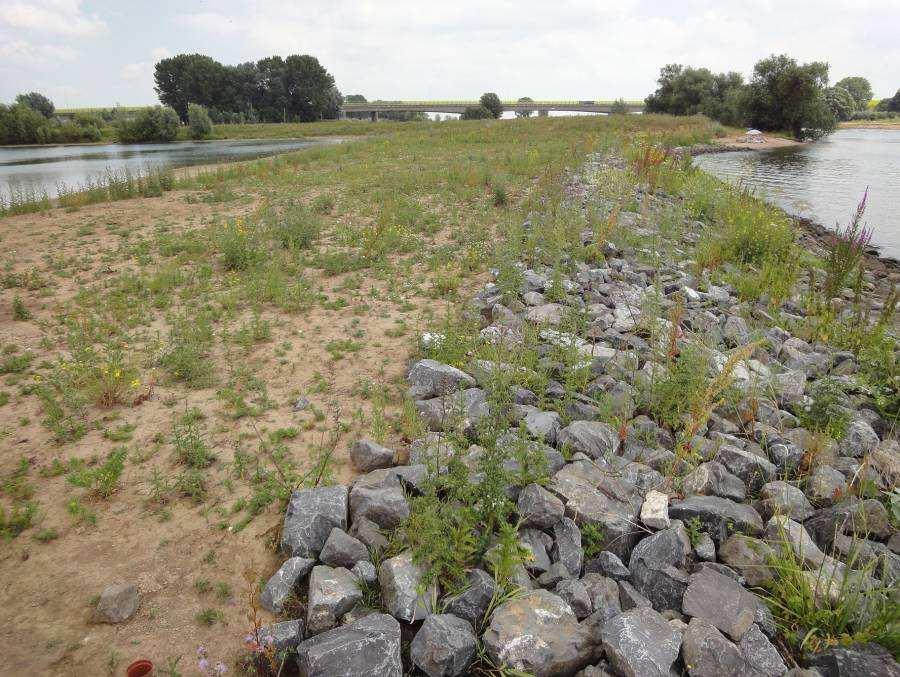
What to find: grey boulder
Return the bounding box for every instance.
[281,485,348,558]
[260,556,315,613]
[682,617,766,676]
[295,613,402,677]
[483,589,595,676]
[518,482,565,529]
[349,438,395,472]
[682,567,758,641]
[669,495,763,545]
[306,565,363,635]
[443,568,497,626]
[92,583,140,624]
[379,551,436,622]
[410,613,477,677]
[319,528,370,569]
[600,606,682,677]
[557,421,620,460]
[408,359,476,399]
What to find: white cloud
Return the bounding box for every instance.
[0,0,106,37]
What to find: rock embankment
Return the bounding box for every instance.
[256,153,898,677]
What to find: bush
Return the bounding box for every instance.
[479,92,503,118]
[15,92,54,118]
[461,105,493,120]
[187,103,213,140]
[116,106,180,143]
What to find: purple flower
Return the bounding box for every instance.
[198,657,210,671]
[215,663,228,675]
[197,646,208,658]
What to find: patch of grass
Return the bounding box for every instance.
[66,447,127,499]
[195,608,224,626]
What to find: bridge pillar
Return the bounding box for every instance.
[370,111,379,122]
[538,110,549,117]
[338,109,346,120]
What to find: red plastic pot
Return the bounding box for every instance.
[126,659,153,677]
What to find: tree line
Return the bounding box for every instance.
[644,53,894,139]
[153,53,341,123]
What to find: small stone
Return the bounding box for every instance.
[350,438,395,472]
[257,619,304,652]
[260,556,315,613]
[319,528,370,569]
[682,461,747,502]
[93,584,140,624]
[600,606,682,677]
[641,490,670,530]
[410,613,477,677]
[682,567,757,641]
[379,551,436,622]
[694,533,716,561]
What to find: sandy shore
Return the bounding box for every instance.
[840,121,900,130]
[713,134,803,150]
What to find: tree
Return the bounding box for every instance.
[322,87,343,120]
[154,54,226,121]
[187,103,213,139]
[461,105,493,120]
[644,65,744,125]
[345,94,369,120]
[740,54,836,140]
[15,92,54,118]
[117,106,180,143]
[516,97,534,118]
[875,89,900,112]
[825,86,856,122]
[835,77,872,110]
[479,93,503,119]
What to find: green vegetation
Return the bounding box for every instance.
[116,105,180,143]
[645,53,848,139]
[187,103,213,140]
[154,52,339,122]
[1,96,102,145]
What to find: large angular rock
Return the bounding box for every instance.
[628,527,690,612]
[349,438,395,472]
[557,421,620,460]
[682,568,757,641]
[758,481,814,522]
[552,517,584,578]
[379,551,436,622]
[551,461,643,559]
[581,573,622,623]
[92,583,140,624]
[306,565,363,635]
[555,578,593,619]
[600,606,682,677]
[838,420,879,458]
[295,613,402,677]
[520,528,553,574]
[349,483,409,530]
[483,590,595,676]
[716,444,776,492]
[408,359,476,399]
[806,642,900,677]
[669,495,763,545]
[807,466,848,506]
[319,528,370,569]
[523,409,562,444]
[281,486,348,558]
[682,617,764,676]
[260,556,315,613]
[410,613,477,677]
[682,462,746,502]
[739,624,788,676]
[257,619,304,652]
[518,483,565,529]
[416,388,490,435]
[805,499,893,548]
[719,535,776,586]
[525,303,566,326]
[765,515,827,568]
[443,569,497,626]
[348,515,389,554]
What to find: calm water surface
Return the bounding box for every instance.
[693,129,900,259]
[0,138,340,202]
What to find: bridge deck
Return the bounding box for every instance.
[343,100,644,114]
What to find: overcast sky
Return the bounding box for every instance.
[1,0,897,108]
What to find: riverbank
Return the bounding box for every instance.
[1,114,895,674]
[840,119,900,130]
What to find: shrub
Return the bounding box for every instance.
[187,103,213,140]
[479,92,503,119]
[116,106,180,143]
[461,105,493,120]
[15,92,54,118]
[824,189,872,298]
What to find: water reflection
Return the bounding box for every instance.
[0,138,340,201]
[694,129,900,259]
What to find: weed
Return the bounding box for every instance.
[172,420,215,468]
[66,497,97,526]
[580,522,606,559]
[67,446,127,499]
[195,608,224,626]
[12,296,31,320]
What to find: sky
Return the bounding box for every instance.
[1,0,898,108]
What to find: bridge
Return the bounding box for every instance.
[341,100,645,120]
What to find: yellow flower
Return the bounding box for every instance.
[131,378,140,388]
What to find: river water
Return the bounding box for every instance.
[0,138,338,203]
[693,128,900,260]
